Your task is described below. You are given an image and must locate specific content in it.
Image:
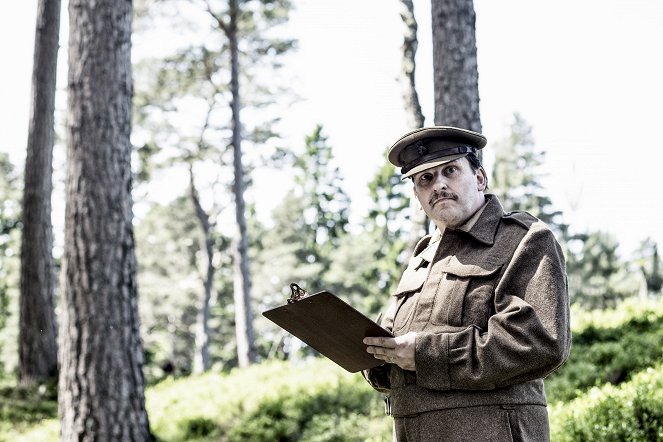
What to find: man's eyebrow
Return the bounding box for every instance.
[414,158,464,180]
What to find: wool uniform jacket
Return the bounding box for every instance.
[364,194,571,418]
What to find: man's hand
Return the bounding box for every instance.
[364,332,417,371]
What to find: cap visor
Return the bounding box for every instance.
[400,153,469,180]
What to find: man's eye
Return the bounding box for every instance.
[418,174,432,184]
[444,166,457,175]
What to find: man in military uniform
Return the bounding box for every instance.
[363,126,571,441]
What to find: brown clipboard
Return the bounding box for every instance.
[262,287,393,373]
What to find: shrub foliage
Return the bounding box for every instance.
[545,299,663,403]
[549,365,663,442]
[2,299,662,441]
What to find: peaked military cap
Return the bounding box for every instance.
[388,126,487,179]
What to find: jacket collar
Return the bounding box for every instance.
[416,228,441,263]
[414,194,505,263]
[453,194,504,246]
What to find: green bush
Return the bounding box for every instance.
[569,299,663,333]
[4,298,662,441]
[146,358,390,441]
[550,365,663,442]
[0,381,57,431]
[3,358,390,442]
[181,417,219,439]
[227,373,386,441]
[545,299,663,403]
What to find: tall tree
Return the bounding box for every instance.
[135,47,230,373]
[223,0,255,368]
[252,191,320,360]
[431,0,481,133]
[399,0,425,129]
[635,238,663,297]
[134,0,294,369]
[362,162,411,307]
[255,126,350,298]
[293,126,350,277]
[18,0,60,386]
[254,126,350,358]
[399,0,428,248]
[60,0,152,439]
[565,231,639,309]
[188,163,217,373]
[134,196,232,379]
[316,161,412,318]
[490,113,567,237]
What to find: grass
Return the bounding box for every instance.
[0,379,58,442]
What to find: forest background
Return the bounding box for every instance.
[1,0,662,441]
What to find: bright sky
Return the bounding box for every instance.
[2,0,663,258]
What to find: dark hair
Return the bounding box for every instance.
[466,153,489,190]
[465,152,482,171]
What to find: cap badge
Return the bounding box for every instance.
[416,141,428,156]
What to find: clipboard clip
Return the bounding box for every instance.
[288,283,309,304]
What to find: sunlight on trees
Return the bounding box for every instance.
[2,0,662,440]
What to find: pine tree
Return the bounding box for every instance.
[635,238,663,297]
[253,127,350,358]
[293,125,350,274]
[361,162,411,312]
[60,0,152,438]
[565,231,640,309]
[399,0,425,129]
[431,0,481,134]
[490,113,567,238]
[18,0,60,385]
[135,196,233,379]
[398,0,428,251]
[133,0,295,369]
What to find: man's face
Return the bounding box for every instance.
[412,157,486,230]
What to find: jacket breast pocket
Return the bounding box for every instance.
[430,260,501,329]
[391,256,429,332]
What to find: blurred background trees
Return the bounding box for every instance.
[5,106,657,383]
[490,113,567,237]
[1,0,662,440]
[133,0,296,370]
[0,154,22,376]
[0,0,659,390]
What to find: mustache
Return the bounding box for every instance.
[429,190,457,205]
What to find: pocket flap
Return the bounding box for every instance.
[393,263,428,296]
[438,256,500,278]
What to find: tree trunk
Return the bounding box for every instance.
[18,0,60,385]
[431,0,482,134]
[399,0,429,247]
[60,0,152,439]
[189,166,214,373]
[399,0,425,130]
[228,0,256,368]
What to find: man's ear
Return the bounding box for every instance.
[476,168,488,191]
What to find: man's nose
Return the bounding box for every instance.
[432,174,447,191]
